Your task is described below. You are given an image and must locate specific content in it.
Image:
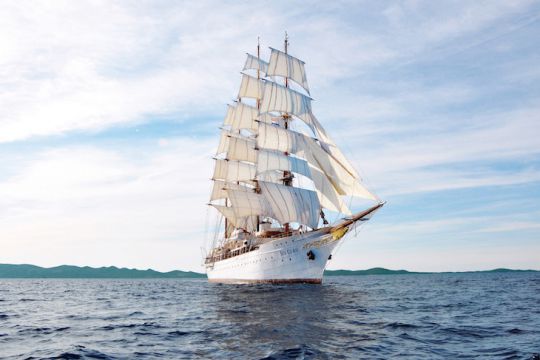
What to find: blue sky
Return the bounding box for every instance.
[1,1,539,271]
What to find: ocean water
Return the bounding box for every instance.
[0,273,539,359]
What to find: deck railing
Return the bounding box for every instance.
[205,244,258,264]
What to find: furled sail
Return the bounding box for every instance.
[257,170,285,184]
[267,47,310,94]
[243,53,269,74]
[258,113,286,127]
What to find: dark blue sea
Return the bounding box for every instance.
[1,273,539,359]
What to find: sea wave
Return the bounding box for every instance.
[0,273,539,359]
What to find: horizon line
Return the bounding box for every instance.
[1,263,538,275]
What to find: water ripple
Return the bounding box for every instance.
[0,273,538,359]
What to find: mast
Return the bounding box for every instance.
[256,36,262,112]
[256,36,261,233]
[283,31,291,233]
[224,198,228,238]
[257,37,261,81]
[284,31,289,88]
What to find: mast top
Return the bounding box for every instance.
[284,31,289,54]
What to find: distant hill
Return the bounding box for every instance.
[325,267,538,276]
[325,267,419,276]
[444,268,539,274]
[0,264,536,278]
[0,264,205,279]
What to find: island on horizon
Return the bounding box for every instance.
[0,264,537,279]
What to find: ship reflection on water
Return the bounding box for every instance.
[209,280,376,358]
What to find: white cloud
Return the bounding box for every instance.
[0,138,216,271]
[2,1,536,143]
[474,221,540,233]
[0,1,258,142]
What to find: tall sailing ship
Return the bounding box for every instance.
[205,35,384,284]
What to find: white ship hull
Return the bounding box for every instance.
[206,229,341,284]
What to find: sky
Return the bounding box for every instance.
[1,0,539,272]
